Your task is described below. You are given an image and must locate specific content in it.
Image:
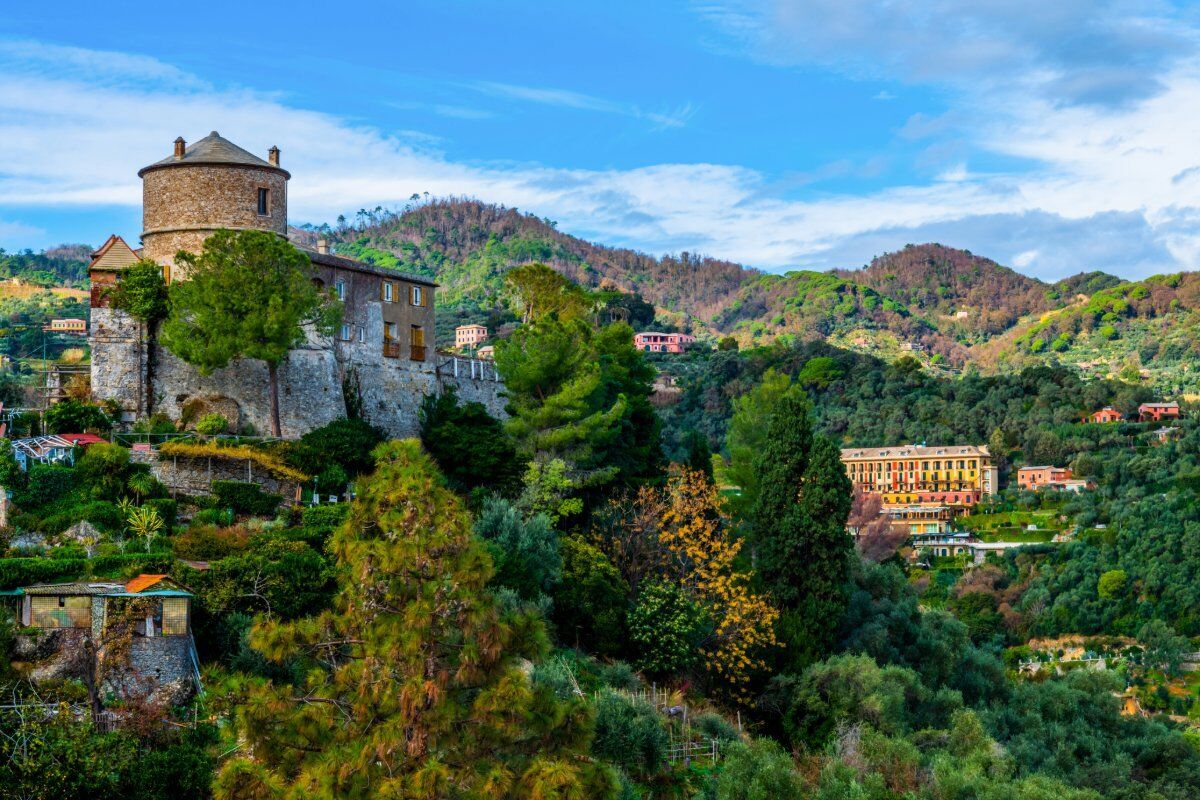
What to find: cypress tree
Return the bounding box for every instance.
[215,440,617,800]
[750,394,853,667]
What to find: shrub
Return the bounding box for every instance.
[714,738,805,800]
[14,464,76,508]
[76,442,132,499]
[195,413,229,436]
[144,498,178,530]
[628,581,709,676]
[191,508,234,527]
[173,524,251,560]
[693,711,741,743]
[131,413,178,435]
[591,689,668,776]
[211,481,281,516]
[299,504,349,545]
[43,399,111,434]
[553,536,629,657]
[0,557,86,589]
[287,418,384,478]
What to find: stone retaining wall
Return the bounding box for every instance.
[149,453,301,503]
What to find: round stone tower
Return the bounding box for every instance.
[138,131,289,280]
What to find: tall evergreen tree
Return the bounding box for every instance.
[160,230,340,437]
[215,440,617,800]
[750,394,853,668]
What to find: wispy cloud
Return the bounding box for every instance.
[471,80,696,129]
[4,38,1200,279]
[695,0,1195,107]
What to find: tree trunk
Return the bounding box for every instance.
[144,319,158,417]
[267,361,282,438]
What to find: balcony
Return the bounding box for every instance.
[382,341,401,359]
[410,344,427,362]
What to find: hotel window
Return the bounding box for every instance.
[257,188,270,215]
[411,285,424,306]
[384,322,397,341]
[382,281,394,302]
[340,324,351,341]
[358,326,365,343]
[335,280,346,301]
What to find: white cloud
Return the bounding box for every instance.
[470,81,695,129]
[3,37,1200,279]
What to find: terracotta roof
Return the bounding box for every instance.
[306,249,437,287]
[139,131,290,178]
[125,574,168,594]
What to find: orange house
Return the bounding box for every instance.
[1089,407,1123,423]
[1017,466,1072,490]
[1139,402,1181,422]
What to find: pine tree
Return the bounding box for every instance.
[750,394,852,668]
[215,441,617,800]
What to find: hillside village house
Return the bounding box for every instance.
[45,318,87,335]
[1089,407,1124,423]
[1017,465,1073,490]
[88,131,502,439]
[455,324,488,349]
[1139,402,1181,422]
[634,331,696,353]
[840,444,998,510]
[3,574,200,702]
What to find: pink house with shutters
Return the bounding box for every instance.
[634,331,696,354]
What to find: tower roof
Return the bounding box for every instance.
[138,131,290,178]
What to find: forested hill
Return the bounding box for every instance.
[300,198,1198,388]
[0,244,91,287]
[298,199,753,324]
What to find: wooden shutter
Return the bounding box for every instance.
[411,326,425,347]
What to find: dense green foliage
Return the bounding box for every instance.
[161,229,342,436]
[419,387,523,496]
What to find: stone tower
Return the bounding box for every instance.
[138,131,289,279]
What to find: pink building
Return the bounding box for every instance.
[455,324,488,349]
[634,332,696,354]
[1139,402,1181,422]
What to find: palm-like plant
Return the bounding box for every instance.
[127,505,164,552]
[127,473,159,504]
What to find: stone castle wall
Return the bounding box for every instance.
[89,307,146,421]
[92,305,506,440]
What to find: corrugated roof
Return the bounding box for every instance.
[139,131,289,178]
[22,581,123,596]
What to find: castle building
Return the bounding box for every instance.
[840,444,998,509]
[89,132,502,438]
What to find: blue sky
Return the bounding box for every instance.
[2,1,1200,279]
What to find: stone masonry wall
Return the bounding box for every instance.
[89,306,145,420]
[150,453,301,502]
[142,164,287,275]
[95,296,505,440]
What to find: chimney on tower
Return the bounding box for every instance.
[268,146,280,166]
[173,137,186,159]
[316,237,329,255]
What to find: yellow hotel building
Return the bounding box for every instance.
[840,444,999,508]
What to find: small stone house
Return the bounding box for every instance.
[4,574,199,703]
